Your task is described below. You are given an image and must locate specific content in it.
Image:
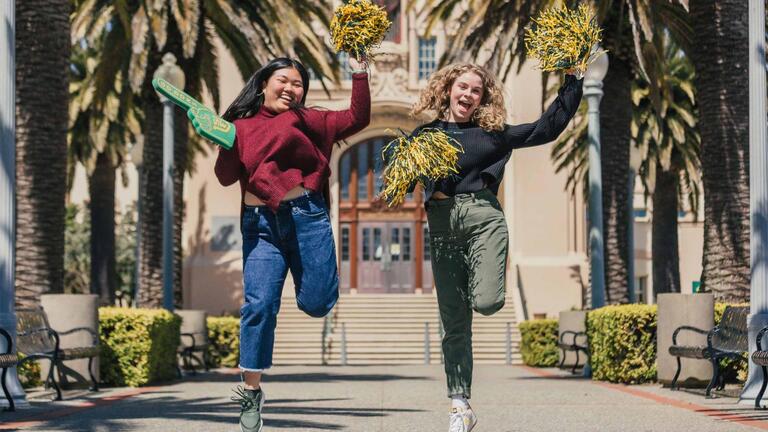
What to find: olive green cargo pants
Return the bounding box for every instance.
[426,189,509,398]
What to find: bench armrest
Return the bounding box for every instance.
[757,326,768,351]
[671,325,709,345]
[58,327,99,345]
[560,330,587,345]
[0,328,12,355]
[180,332,201,350]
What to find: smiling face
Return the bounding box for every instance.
[446,71,484,123]
[261,67,305,114]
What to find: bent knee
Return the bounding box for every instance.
[473,298,505,316]
[297,292,338,318]
[297,301,335,318]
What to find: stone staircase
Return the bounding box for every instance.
[324,294,522,365]
[271,293,523,366]
[271,299,328,365]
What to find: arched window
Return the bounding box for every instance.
[339,136,415,204]
[337,136,431,294]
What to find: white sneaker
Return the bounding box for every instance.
[449,407,477,432]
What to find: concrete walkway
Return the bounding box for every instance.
[2,365,768,431]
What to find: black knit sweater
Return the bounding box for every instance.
[412,75,583,197]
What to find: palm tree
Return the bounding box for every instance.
[71,0,339,307]
[689,0,750,302]
[423,0,691,304]
[68,41,142,305]
[552,32,701,301]
[15,0,71,307]
[632,34,700,298]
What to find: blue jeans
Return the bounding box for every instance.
[239,192,339,371]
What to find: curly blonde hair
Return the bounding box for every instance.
[410,63,506,132]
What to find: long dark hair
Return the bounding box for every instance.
[222,57,310,122]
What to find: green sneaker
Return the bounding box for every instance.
[232,385,265,432]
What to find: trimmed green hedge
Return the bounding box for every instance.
[99,307,181,387]
[519,319,559,367]
[207,316,240,368]
[17,355,42,389]
[587,304,657,384]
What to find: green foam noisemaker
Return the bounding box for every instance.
[152,78,235,150]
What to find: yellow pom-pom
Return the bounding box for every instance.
[379,129,463,207]
[524,5,605,77]
[330,0,391,60]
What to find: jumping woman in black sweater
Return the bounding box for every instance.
[410,63,583,432]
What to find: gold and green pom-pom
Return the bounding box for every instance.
[524,4,605,77]
[379,129,463,207]
[330,0,391,60]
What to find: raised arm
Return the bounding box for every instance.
[502,74,583,150]
[326,72,372,142]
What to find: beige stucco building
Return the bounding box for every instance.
[70,1,705,320]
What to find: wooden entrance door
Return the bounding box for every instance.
[357,222,415,293]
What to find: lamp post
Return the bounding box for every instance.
[0,1,27,409]
[584,51,609,310]
[740,0,768,405]
[627,145,641,303]
[153,53,185,312]
[129,139,144,307]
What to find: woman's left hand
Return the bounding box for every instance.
[348,55,368,73]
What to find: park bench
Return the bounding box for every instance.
[749,324,768,408]
[15,308,100,401]
[176,310,210,376]
[557,330,589,374]
[0,328,18,411]
[669,305,748,397]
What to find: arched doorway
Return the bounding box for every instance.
[337,136,433,294]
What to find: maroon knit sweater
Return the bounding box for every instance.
[214,73,371,210]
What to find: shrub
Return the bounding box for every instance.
[207,316,240,368]
[519,319,559,367]
[17,355,42,389]
[587,304,657,384]
[99,307,180,387]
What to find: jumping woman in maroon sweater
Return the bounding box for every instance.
[215,56,370,432]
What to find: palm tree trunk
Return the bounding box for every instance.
[137,30,192,308]
[652,162,681,296]
[137,46,165,308]
[89,152,116,305]
[599,54,632,304]
[14,0,70,307]
[166,16,203,309]
[690,0,750,302]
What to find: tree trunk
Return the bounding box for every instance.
[599,54,632,304]
[89,152,116,305]
[14,0,70,307]
[690,0,750,302]
[137,46,165,308]
[137,28,193,308]
[166,17,203,309]
[652,162,681,297]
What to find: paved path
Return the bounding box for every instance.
[3,365,768,431]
